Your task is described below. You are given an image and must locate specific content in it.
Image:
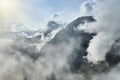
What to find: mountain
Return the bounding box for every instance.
[10,16,120,71]
[40,16,96,72]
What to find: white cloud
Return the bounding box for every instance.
[81,0,120,63]
[80,0,93,16]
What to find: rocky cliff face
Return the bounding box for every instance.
[40,16,96,73]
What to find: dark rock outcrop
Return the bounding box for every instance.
[106,39,120,66]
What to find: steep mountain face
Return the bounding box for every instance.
[49,16,96,44]
[40,16,96,72]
